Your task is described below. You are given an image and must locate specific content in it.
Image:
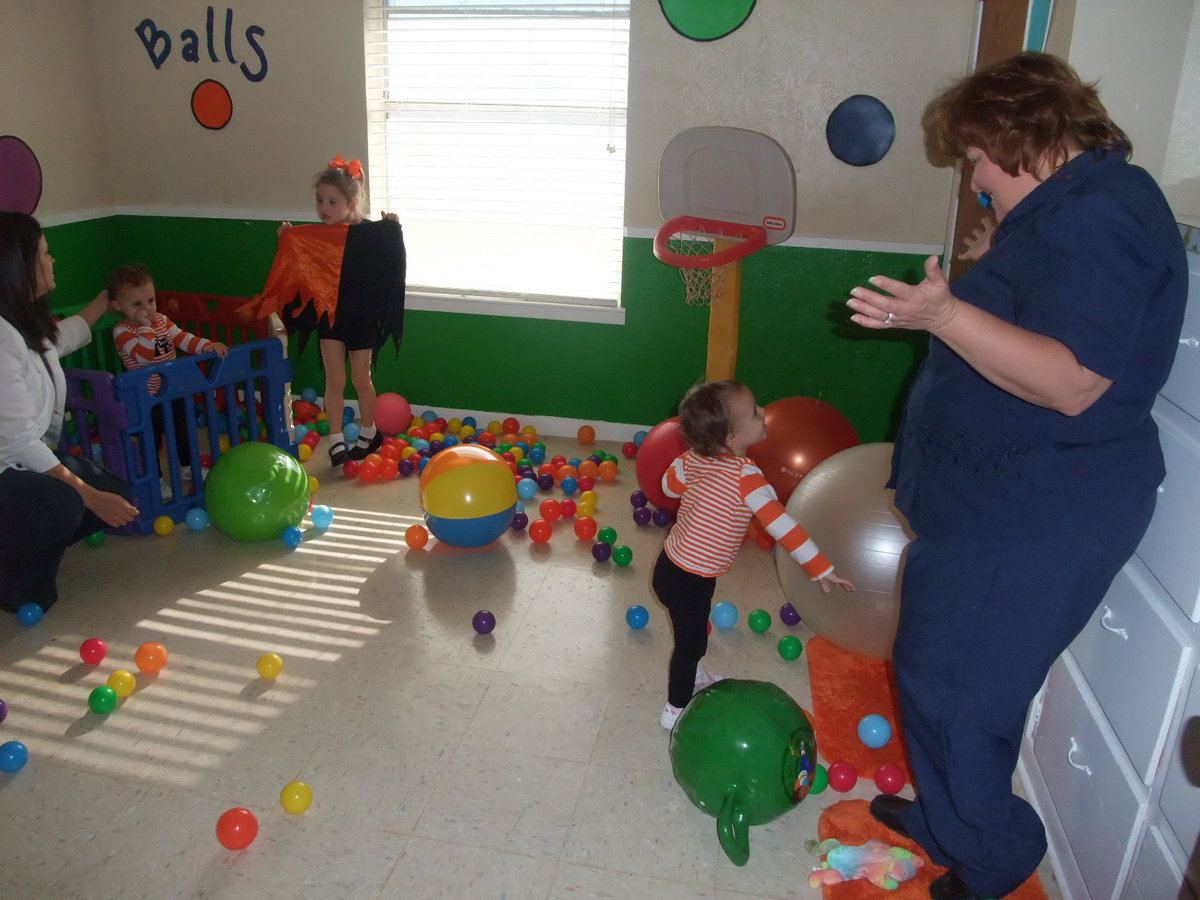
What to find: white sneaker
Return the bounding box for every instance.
[160,480,173,500]
[694,667,725,693]
[180,466,193,482]
[660,702,683,730]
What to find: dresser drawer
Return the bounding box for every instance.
[1123,824,1191,900]
[1138,398,1200,623]
[1070,555,1191,783]
[1033,656,1146,900]
[1158,662,1200,878]
[1158,251,1200,422]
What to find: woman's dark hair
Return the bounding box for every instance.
[924,51,1130,176]
[0,212,58,352]
[678,380,746,457]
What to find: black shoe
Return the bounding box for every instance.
[328,441,349,467]
[347,430,384,461]
[869,793,913,840]
[929,870,983,900]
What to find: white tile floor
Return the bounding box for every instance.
[0,435,1062,899]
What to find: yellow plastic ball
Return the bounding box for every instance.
[308,475,320,493]
[577,501,597,518]
[298,443,312,462]
[107,669,137,699]
[280,780,313,814]
[218,435,231,452]
[509,447,525,463]
[256,652,283,679]
[487,420,503,436]
[447,418,462,434]
[409,416,425,430]
[578,490,599,507]
[459,425,476,438]
[315,411,328,422]
[153,515,174,536]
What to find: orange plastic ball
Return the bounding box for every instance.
[577,425,596,444]
[598,460,619,481]
[134,641,168,673]
[578,460,599,478]
[405,524,430,549]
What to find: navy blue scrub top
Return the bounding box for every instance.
[892,148,1188,540]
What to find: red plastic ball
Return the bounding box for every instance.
[873,763,907,795]
[342,460,360,478]
[826,761,858,792]
[79,638,108,665]
[621,441,638,458]
[405,524,429,549]
[539,499,562,522]
[577,475,595,492]
[559,499,578,519]
[215,807,259,850]
[529,519,552,543]
[574,516,598,540]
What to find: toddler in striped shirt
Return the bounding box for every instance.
[109,265,228,494]
[654,380,854,729]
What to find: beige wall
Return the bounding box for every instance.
[626,1,977,246]
[0,0,113,219]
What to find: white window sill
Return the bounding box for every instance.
[406,290,625,325]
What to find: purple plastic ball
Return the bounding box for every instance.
[591,541,613,562]
[632,506,652,526]
[652,508,674,527]
[398,458,414,476]
[537,473,555,491]
[472,610,496,635]
[629,490,648,508]
[510,511,529,531]
[780,602,802,627]
[429,440,444,454]
[0,698,7,724]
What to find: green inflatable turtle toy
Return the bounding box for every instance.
[669,679,817,866]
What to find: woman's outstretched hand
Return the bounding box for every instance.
[847,254,959,335]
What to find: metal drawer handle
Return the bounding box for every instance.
[1180,337,1199,348]
[1067,737,1092,776]
[1099,606,1128,640]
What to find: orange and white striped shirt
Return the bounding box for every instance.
[113,313,217,395]
[662,450,833,580]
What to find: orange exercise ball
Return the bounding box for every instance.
[748,397,858,504]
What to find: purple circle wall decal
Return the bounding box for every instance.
[0,135,43,214]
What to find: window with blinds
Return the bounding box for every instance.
[365,1,631,308]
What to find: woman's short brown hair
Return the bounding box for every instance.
[923,52,1129,176]
[678,380,746,457]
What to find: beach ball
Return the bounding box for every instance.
[205,442,311,542]
[776,443,913,659]
[419,444,518,548]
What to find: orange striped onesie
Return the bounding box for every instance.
[662,450,833,580]
[113,313,218,394]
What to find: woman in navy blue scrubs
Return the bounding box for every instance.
[847,53,1188,900]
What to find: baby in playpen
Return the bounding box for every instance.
[107,264,228,495]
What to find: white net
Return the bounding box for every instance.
[666,230,738,306]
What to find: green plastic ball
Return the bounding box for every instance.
[84,530,106,547]
[316,419,331,435]
[748,609,771,633]
[777,635,803,661]
[205,442,311,542]
[597,526,618,545]
[88,685,118,714]
[612,545,633,566]
[809,764,830,795]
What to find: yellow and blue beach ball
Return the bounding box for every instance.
[418,444,517,548]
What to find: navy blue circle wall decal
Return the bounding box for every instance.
[826,95,896,167]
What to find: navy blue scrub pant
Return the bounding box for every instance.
[892,491,1155,898]
[0,454,133,613]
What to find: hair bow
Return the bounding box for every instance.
[329,154,363,180]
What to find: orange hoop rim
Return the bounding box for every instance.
[653,215,768,269]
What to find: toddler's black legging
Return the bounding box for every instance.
[652,549,716,708]
[0,454,132,613]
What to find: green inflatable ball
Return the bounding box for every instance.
[205,442,311,542]
[669,679,817,866]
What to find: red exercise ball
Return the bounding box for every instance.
[634,417,686,512]
[374,392,412,436]
[747,397,858,504]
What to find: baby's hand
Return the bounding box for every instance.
[817,573,856,594]
[381,211,400,223]
[277,221,293,238]
[211,342,229,358]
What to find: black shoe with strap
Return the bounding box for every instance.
[929,870,984,900]
[328,440,350,467]
[347,429,384,461]
[868,793,913,840]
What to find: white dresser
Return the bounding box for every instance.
[1018,245,1200,900]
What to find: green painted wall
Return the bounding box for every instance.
[46,216,928,442]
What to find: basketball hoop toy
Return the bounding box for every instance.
[654,215,768,306]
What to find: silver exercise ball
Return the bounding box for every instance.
[774,443,914,659]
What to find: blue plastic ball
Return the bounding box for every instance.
[0,740,28,773]
[625,605,649,629]
[857,714,893,749]
[301,386,318,403]
[443,435,459,448]
[529,447,546,464]
[282,526,303,548]
[422,409,437,423]
[561,476,578,496]
[185,508,210,531]
[342,406,356,425]
[516,478,538,500]
[711,601,738,629]
[343,422,361,443]
[16,603,43,627]
[310,505,334,530]
[633,429,648,446]
[294,424,309,440]
[462,416,477,428]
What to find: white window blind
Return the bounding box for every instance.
[365,1,630,307]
